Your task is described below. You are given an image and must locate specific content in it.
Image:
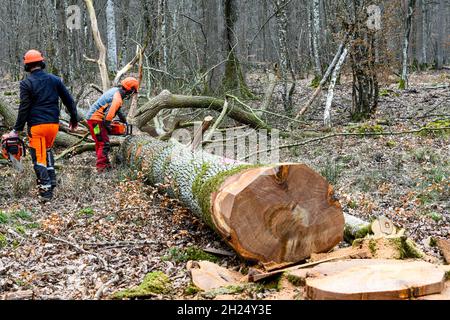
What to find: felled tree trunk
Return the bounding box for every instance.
[120,135,344,266]
[134,90,269,130]
[0,96,79,147]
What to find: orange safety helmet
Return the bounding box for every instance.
[121,77,139,93]
[23,50,45,64]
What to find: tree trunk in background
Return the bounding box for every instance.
[274,0,294,114]
[436,0,445,69]
[120,135,344,266]
[350,0,379,121]
[312,0,322,77]
[324,48,348,128]
[106,0,118,72]
[220,0,252,97]
[400,0,416,89]
[158,0,168,71]
[119,0,130,68]
[421,0,427,65]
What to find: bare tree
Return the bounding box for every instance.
[106,0,118,72]
[273,0,295,113]
[312,0,323,77]
[84,0,110,91]
[220,0,252,97]
[349,0,379,120]
[400,0,416,89]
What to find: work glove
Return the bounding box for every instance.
[69,119,78,132]
[104,120,112,134]
[2,130,19,140]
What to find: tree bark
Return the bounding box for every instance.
[324,48,348,128]
[295,34,350,120]
[106,0,118,72]
[436,0,445,69]
[421,0,427,65]
[134,90,270,130]
[119,135,344,265]
[400,0,416,89]
[273,0,294,114]
[312,0,322,76]
[220,0,252,97]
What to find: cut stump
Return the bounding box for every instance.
[306,260,445,300]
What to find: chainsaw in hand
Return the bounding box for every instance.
[1,133,26,172]
[109,121,133,136]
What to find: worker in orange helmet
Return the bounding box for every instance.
[3,49,78,202]
[86,77,139,172]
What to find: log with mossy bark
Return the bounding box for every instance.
[119,135,344,266]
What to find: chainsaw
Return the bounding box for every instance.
[1,135,26,172]
[109,121,133,136]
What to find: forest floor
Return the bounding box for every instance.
[0,70,449,300]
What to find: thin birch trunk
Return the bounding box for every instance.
[106,0,118,72]
[312,0,322,76]
[324,48,348,128]
[421,0,427,64]
[400,0,416,90]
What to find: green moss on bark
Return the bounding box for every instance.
[194,164,263,229]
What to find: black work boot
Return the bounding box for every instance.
[47,149,57,191]
[38,184,53,202]
[34,164,53,202]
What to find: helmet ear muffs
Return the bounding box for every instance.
[40,61,46,70]
[24,64,31,72]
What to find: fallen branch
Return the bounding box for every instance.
[190,116,213,150]
[55,141,120,161]
[134,90,270,130]
[241,126,450,161]
[44,233,108,268]
[94,274,120,300]
[204,99,229,142]
[248,254,353,282]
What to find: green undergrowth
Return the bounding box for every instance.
[0,209,38,248]
[112,271,172,299]
[418,119,450,138]
[347,123,384,135]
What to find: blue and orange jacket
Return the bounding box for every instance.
[86,87,127,122]
[14,69,78,132]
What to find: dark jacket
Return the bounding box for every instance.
[14,69,78,132]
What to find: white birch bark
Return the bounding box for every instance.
[106,0,118,72]
[312,0,322,76]
[324,48,348,128]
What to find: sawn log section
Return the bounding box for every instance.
[120,135,344,266]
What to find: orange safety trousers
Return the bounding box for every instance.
[28,124,59,166]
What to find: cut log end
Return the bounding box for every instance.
[212,164,344,265]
